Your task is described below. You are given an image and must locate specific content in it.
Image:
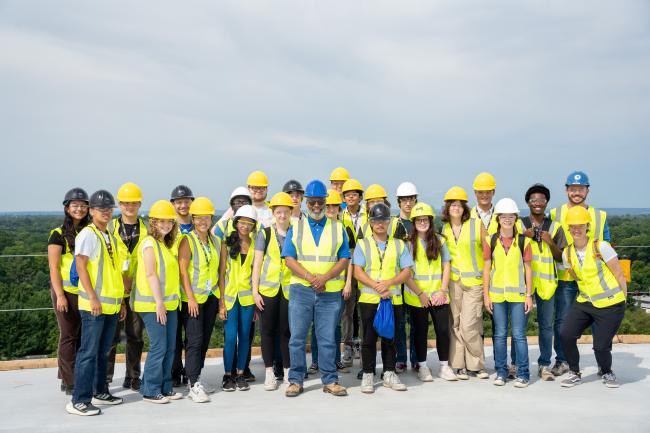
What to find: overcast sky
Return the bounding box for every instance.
[1,1,649,212]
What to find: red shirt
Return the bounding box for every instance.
[483,235,532,262]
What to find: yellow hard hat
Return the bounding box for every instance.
[566,206,591,225]
[342,178,364,194]
[329,167,350,182]
[247,170,269,187]
[365,184,388,201]
[149,200,176,220]
[269,192,294,209]
[443,186,469,202]
[472,172,497,191]
[116,182,143,202]
[189,197,216,216]
[410,202,435,221]
[326,189,343,205]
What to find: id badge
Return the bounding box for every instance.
[122,259,130,272]
[206,279,212,291]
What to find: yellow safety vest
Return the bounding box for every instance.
[183,230,220,303]
[108,217,147,279]
[213,218,234,243]
[566,240,625,308]
[357,237,406,305]
[50,227,78,295]
[133,236,180,312]
[551,204,607,281]
[404,236,449,307]
[341,208,368,243]
[515,219,561,300]
[77,224,125,315]
[258,225,291,300]
[172,224,193,257]
[358,216,398,241]
[470,207,498,235]
[223,234,256,310]
[442,218,484,287]
[289,218,346,292]
[488,234,530,303]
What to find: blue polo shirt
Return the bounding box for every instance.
[281,216,350,259]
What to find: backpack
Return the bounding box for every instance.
[490,233,526,258]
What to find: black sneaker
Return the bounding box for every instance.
[243,368,256,382]
[131,377,142,391]
[273,362,284,380]
[236,374,250,391]
[122,377,133,389]
[336,361,349,373]
[143,394,170,404]
[91,392,123,406]
[66,402,101,416]
[222,375,236,392]
[60,381,66,392]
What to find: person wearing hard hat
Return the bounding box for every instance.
[549,171,610,377]
[329,167,350,209]
[281,179,350,397]
[169,185,194,387]
[283,179,305,222]
[482,198,533,387]
[212,186,252,242]
[105,182,147,391]
[358,184,393,240]
[517,184,567,381]
[133,200,183,403]
[66,190,125,416]
[252,192,294,391]
[441,186,489,380]
[403,203,457,382]
[559,206,626,388]
[340,178,366,365]
[354,203,413,393]
[247,170,273,228]
[470,172,498,235]
[178,197,221,402]
[49,188,90,395]
[218,205,258,391]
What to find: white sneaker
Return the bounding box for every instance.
[264,370,279,391]
[283,368,289,385]
[438,365,458,381]
[360,372,374,393]
[417,365,434,382]
[383,371,407,391]
[187,382,210,403]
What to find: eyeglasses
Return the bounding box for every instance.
[231,199,250,207]
[306,199,325,206]
[249,186,267,192]
[528,198,547,204]
[414,218,430,225]
[69,204,89,210]
[94,208,112,213]
[237,220,255,227]
[399,197,417,203]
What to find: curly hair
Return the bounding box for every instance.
[441,200,470,224]
[148,218,177,249]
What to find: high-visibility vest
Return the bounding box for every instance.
[470,207,498,235]
[77,224,125,315]
[488,234,530,303]
[515,219,561,300]
[442,218,484,287]
[213,218,233,243]
[49,227,78,295]
[108,217,147,279]
[357,237,406,305]
[289,218,346,292]
[341,208,367,243]
[223,234,256,310]
[258,225,291,300]
[172,223,193,257]
[358,216,398,241]
[133,236,180,312]
[183,230,220,303]
[566,240,625,308]
[551,204,607,281]
[404,236,449,307]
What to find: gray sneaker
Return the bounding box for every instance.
[551,361,570,377]
[342,346,354,367]
[513,377,529,388]
[561,371,582,388]
[602,372,620,388]
[507,364,517,379]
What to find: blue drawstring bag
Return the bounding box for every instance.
[69,256,79,287]
[373,298,395,339]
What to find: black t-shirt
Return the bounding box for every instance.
[345,226,357,250]
[48,229,68,253]
[119,220,141,254]
[393,218,413,241]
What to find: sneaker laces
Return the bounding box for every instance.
[602,372,616,381]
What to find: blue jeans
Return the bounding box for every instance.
[140,310,177,396]
[492,302,529,380]
[311,296,344,364]
[72,312,119,404]
[535,294,555,367]
[223,298,254,373]
[289,284,341,386]
[554,280,578,363]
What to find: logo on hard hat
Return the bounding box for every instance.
[574,174,581,180]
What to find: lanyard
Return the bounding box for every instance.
[119,217,139,252]
[196,232,212,265]
[373,237,388,273]
[347,209,362,231]
[99,229,115,265]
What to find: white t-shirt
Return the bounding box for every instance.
[254,204,273,228]
[562,241,617,268]
[475,206,494,230]
[75,227,103,260]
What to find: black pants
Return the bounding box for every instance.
[360,302,403,373]
[172,306,187,381]
[560,301,625,375]
[107,301,143,381]
[182,296,219,384]
[409,304,451,363]
[259,292,290,368]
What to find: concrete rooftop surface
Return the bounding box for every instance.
[1,344,649,433]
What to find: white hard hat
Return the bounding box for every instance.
[234,204,257,221]
[494,198,520,214]
[230,186,251,200]
[396,181,418,197]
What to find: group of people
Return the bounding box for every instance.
[47,168,629,417]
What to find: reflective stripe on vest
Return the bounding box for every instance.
[133,238,180,311]
[51,227,78,294]
[223,233,256,310]
[258,226,291,300]
[488,236,527,303]
[445,218,482,283]
[569,242,625,308]
[185,231,220,302]
[358,237,403,304]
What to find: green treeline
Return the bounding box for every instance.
[1,214,650,360]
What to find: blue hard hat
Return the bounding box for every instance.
[304,180,328,198]
[565,171,590,187]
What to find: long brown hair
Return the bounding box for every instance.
[61,206,90,251]
[148,218,177,249]
[411,216,441,261]
[441,200,470,224]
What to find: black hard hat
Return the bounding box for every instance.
[170,185,194,201]
[369,203,391,221]
[89,190,116,208]
[525,183,551,203]
[282,179,304,194]
[62,187,89,206]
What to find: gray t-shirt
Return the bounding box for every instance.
[562,241,617,268]
[255,227,287,253]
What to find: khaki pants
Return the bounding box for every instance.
[340,279,359,346]
[449,281,485,371]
